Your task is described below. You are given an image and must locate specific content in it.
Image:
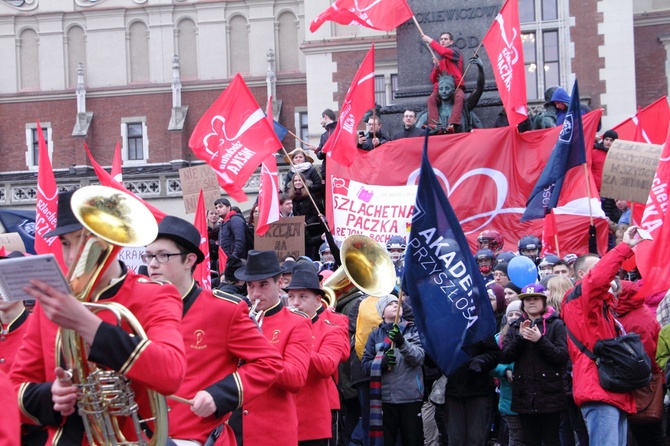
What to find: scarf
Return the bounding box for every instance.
[289,162,312,173]
[369,334,391,445]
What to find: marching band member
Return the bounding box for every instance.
[145,218,283,445]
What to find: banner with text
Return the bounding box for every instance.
[600,139,663,203]
[254,216,305,261]
[331,177,417,244]
[179,164,222,214]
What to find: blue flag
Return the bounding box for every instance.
[521,80,586,222]
[402,133,497,376]
[273,120,288,141]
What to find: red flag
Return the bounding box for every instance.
[541,209,559,257]
[310,0,413,33]
[34,123,65,269]
[255,97,281,236]
[635,126,670,297]
[111,141,123,183]
[612,97,670,145]
[0,247,6,257]
[189,73,282,202]
[218,246,227,277]
[193,190,212,290]
[322,45,375,167]
[482,0,527,127]
[84,143,166,223]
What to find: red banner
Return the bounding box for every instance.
[322,45,375,167]
[34,123,65,269]
[193,190,212,290]
[189,73,282,202]
[256,98,281,236]
[482,0,527,127]
[111,141,123,183]
[327,111,609,256]
[612,97,670,144]
[541,209,559,257]
[310,0,413,32]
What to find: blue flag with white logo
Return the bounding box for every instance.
[402,133,497,376]
[521,80,586,221]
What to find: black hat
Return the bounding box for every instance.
[0,250,25,259]
[283,263,325,297]
[603,129,618,140]
[235,250,284,281]
[155,216,205,265]
[44,189,84,238]
[282,260,297,274]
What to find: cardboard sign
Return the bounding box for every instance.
[601,139,663,203]
[179,164,222,214]
[254,216,305,261]
[0,232,26,253]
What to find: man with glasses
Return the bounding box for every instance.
[357,116,389,151]
[144,216,283,445]
[392,110,424,140]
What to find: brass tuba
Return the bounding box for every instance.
[322,234,396,310]
[58,185,166,446]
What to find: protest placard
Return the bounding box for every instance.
[601,139,663,203]
[254,216,305,260]
[179,164,221,214]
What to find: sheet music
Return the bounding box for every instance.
[0,254,71,302]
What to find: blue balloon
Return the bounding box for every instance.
[507,256,538,288]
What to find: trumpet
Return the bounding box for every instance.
[249,299,265,327]
[58,185,166,446]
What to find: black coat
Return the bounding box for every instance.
[283,164,323,194]
[444,336,499,399]
[500,308,569,414]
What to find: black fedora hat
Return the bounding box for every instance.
[155,216,205,264]
[283,263,325,297]
[44,189,84,238]
[235,250,284,281]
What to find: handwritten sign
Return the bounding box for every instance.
[600,139,663,203]
[0,232,26,253]
[254,216,305,261]
[119,247,146,274]
[179,164,222,214]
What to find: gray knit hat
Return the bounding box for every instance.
[376,295,399,317]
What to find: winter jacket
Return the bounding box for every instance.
[614,280,662,375]
[592,142,608,192]
[501,306,569,414]
[550,87,571,125]
[444,336,499,399]
[283,164,324,194]
[492,332,516,416]
[361,320,425,404]
[315,121,337,179]
[561,242,637,413]
[392,125,424,140]
[218,211,247,261]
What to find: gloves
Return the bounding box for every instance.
[381,349,397,369]
[388,324,405,347]
[468,357,486,373]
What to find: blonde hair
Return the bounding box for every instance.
[546,275,574,313]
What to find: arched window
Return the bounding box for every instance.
[228,15,249,75]
[277,11,299,72]
[66,26,86,88]
[129,21,150,83]
[19,29,39,91]
[177,19,198,79]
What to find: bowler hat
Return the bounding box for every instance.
[44,189,84,238]
[155,216,205,264]
[283,263,325,297]
[235,250,284,281]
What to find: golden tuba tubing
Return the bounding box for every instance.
[58,185,166,446]
[322,234,396,309]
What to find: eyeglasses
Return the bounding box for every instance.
[141,252,187,264]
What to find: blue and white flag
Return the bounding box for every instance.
[403,133,497,376]
[521,80,586,221]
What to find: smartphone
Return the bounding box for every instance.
[636,228,653,241]
[358,131,365,137]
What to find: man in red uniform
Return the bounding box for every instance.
[422,32,464,133]
[0,369,19,446]
[286,264,348,445]
[144,217,284,446]
[10,188,187,445]
[233,249,312,445]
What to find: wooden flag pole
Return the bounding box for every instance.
[412,16,437,59]
[554,233,561,258]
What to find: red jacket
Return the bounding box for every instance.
[242,302,311,446]
[614,281,662,375]
[0,370,19,446]
[168,283,284,446]
[591,146,608,192]
[10,268,187,445]
[295,314,343,441]
[561,243,636,413]
[319,307,351,410]
[0,308,29,374]
[429,40,463,90]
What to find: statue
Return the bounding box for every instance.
[417,56,485,133]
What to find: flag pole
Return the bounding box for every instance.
[388,289,405,370]
[582,163,595,226]
[412,17,437,59]
[554,233,561,258]
[280,146,332,234]
[287,130,311,147]
[455,40,484,91]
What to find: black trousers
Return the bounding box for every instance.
[518,412,561,446]
[381,401,424,446]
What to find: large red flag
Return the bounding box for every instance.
[310,0,413,32]
[611,97,670,144]
[111,141,123,183]
[322,45,375,167]
[541,209,559,257]
[635,126,670,298]
[34,123,65,269]
[193,190,212,290]
[84,143,166,223]
[189,73,282,202]
[482,0,528,127]
[256,97,281,236]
